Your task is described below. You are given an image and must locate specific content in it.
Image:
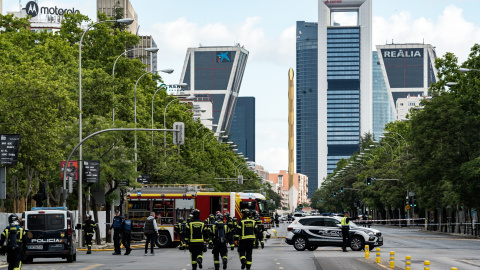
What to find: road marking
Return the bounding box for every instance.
[279,267,284,269]
[276,262,280,264]
[79,264,102,270]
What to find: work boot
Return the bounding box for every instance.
[214,264,220,270]
[197,257,203,269]
[222,258,228,269]
[261,242,264,249]
[230,245,234,251]
[241,258,246,269]
[86,246,91,254]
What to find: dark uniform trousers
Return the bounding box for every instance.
[113,228,122,254]
[212,242,228,269]
[7,246,23,270]
[341,227,350,250]
[238,240,254,267]
[189,244,204,268]
[122,231,131,251]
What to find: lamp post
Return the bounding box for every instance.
[384,131,408,155]
[380,135,401,156]
[202,133,214,152]
[370,143,390,161]
[113,47,159,122]
[75,17,134,247]
[134,69,174,169]
[380,141,394,161]
[163,95,195,156]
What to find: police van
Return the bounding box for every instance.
[21,207,77,263]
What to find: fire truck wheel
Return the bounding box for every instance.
[156,232,172,248]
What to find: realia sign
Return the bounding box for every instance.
[25,1,80,18]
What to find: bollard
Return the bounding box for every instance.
[365,245,369,259]
[424,260,430,270]
[273,230,277,236]
[389,251,395,269]
[376,248,381,263]
[451,268,458,270]
[405,255,411,270]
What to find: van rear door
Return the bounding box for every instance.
[26,213,68,252]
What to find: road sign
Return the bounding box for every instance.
[406,205,411,210]
[0,134,21,166]
[119,179,129,187]
[173,122,185,145]
[83,160,100,183]
[137,174,151,184]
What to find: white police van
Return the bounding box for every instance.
[21,207,77,263]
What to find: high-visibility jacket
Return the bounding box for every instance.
[0,226,26,249]
[235,217,256,240]
[210,221,229,243]
[186,220,208,245]
[83,219,97,235]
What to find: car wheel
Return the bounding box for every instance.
[350,236,364,251]
[307,245,318,251]
[293,236,307,251]
[66,255,73,263]
[24,256,33,263]
[73,253,77,261]
[156,232,172,248]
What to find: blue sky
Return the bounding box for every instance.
[3,0,480,173]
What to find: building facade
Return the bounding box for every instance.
[318,0,372,183]
[372,51,393,140]
[268,170,309,209]
[128,35,157,73]
[97,0,138,34]
[230,97,255,162]
[296,21,319,197]
[376,43,438,120]
[179,45,249,136]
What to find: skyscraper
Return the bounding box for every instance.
[376,43,438,120]
[230,97,255,162]
[97,0,138,34]
[372,51,393,140]
[296,21,318,197]
[179,45,249,135]
[318,0,372,184]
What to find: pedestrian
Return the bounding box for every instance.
[144,212,159,256]
[108,210,124,255]
[274,213,279,227]
[82,214,97,254]
[210,213,229,270]
[0,214,26,270]
[254,213,265,249]
[224,212,235,250]
[235,209,257,270]
[186,209,209,270]
[121,214,132,255]
[341,211,358,252]
[175,217,187,250]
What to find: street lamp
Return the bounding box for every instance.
[75,17,134,247]
[459,67,480,73]
[163,95,195,155]
[384,131,408,155]
[113,47,159,122]
[202,133,214,152]
[134,69,174,169]
[380,135,401,156]
[370,143,389,160]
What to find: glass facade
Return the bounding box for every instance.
[326,27,361,175]
[296,21,318,197]
[372,51,393,140]
[230,97,255,162]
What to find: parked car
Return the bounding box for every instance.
[285,216,383,251]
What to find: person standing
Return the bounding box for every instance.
[235,209,257,270]
[108,210,124,255]
[186,209,208,270]
[175,217,187,250]
[341,212,358,252]
[210,213,229,270]
[82,214,97,254]
[205,214,215,249]
[254,213,265,249]
[0,214,26,270]
[224,212,235,250]
[121,214,132,255]
[144,212,159,256]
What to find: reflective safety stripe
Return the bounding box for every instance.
[341,217,349,226]
[247,261,252,265]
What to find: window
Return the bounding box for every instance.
[310,218,325,227]
[299,218,314,226]
[278,175,283,186]
[27,214,65,230]
[324,218,340,227]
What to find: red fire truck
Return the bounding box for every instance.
[126,185,271,248]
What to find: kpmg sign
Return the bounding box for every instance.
[383,49,423,58]
[25,1,80,18]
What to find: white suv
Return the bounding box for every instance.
[285,216,383,251]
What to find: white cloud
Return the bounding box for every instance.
[373,5,480,62]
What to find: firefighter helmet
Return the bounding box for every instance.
[192,209,200,219]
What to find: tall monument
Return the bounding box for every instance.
[288,68,297,212]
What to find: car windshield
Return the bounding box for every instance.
[257,200,269,216]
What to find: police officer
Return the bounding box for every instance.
[224,212,235,251]
[274,212,280,228]
[121,214,132,255]
[108,210,124,255]
[175,217,187,250]
[210,213,229,270]
[254,213,264,249]
[186,209,208,270]
[235,209,257,270]
[205,214,215,249]
[0,214,26,270]
[341,212,358,252]
[82,214,97,254]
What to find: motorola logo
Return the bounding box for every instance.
[25,1,39,17]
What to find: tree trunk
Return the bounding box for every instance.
[91,196,101,244]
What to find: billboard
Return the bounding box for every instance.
[61,160,78,182]
[381,48,424,88]
[0,134,21,166]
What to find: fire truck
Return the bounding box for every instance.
[126,185,271,248]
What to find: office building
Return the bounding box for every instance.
[318,0,373,184]
[128,35,158,73]
[230,97,255,162]
[376,43,438,120]
[372,51,393,140]
[179,45,249,135]
[296,21,319,197]
[97,0,138,34]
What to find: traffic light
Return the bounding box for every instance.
[413,199,416,207]
[340,187,344,193]
[33,182,47,207]
[366,177,372,186]
[320,199,323,202]
[333,192,337,197]
[299,204,303,209]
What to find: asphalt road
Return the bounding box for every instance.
[3,222,479,270]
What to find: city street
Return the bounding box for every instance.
[7,223,479,270]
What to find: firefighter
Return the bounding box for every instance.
[205,213,215,249]
[82,214,97,254]
[186,209,208,270]
[254,213,264,249]
[210,213,229,270]
[175,217,187,250]
[235,209,257,270]
[0,214,26,270]
[224,212,235,250]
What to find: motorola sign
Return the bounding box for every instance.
[25,1,80,18]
